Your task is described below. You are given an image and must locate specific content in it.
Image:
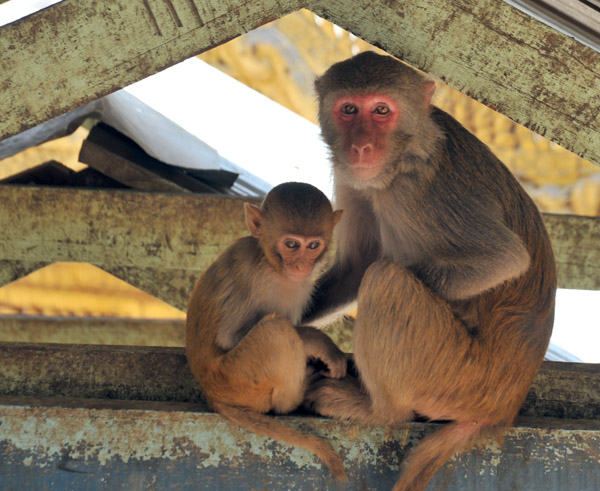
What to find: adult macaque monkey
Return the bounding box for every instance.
[303,52,556,490]
[186,182,347,482]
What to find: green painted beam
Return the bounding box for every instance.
[0,259,49,288]
[0,187,597,304]
[1,343,598,419]
[0,186,253,270]
[543,213,600,290]
[0,186,261,308]
[0,315,185,346]
[308,0,600,166]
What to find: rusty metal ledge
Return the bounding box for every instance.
[1,342,599,421]
[0,396,598,490]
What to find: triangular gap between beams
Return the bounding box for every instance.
[0,261,185,319]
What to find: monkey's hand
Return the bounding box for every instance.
[295,325,347,379]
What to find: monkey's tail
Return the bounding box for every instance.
[393,419,496,491]
[211,401,348,482]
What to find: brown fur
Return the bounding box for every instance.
[304,52,556,490]
[186,182,347,481]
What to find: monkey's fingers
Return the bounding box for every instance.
[322,352,348,379]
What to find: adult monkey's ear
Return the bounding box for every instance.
[333,209,344,226]
[423,80,436,112]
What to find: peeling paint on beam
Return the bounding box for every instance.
[100,265,198,312]
[0,0,304,142]
[0,186,256,270]
[0,259,49,287]
[0,398,598,489]
[543,213,600,290]
[0,343,205,404]
[1,187,596,298]
[308,0,600,166]
[1,343,598,420]
[2,0,599,170]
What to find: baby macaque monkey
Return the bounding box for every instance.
[186,182,347,481]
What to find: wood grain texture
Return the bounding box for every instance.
[543,213,600,290]
[0,342,598,418]
[0,188,597,309]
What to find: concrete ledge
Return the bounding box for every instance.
[0,396,598,490]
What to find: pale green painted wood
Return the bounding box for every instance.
[0,186,253,270]
[0,186,258,309]
[102,265,198,311]
[0,315,185,346]
[0,260,49,287]
[0,188,597,306]
[543,213,600,290]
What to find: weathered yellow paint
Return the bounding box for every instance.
[0,262,185,318]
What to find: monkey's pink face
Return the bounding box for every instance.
[276,235,325,282]
[332,94,400,180]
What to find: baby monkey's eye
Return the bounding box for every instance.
[308,241,321,250]
[285,240,300,249]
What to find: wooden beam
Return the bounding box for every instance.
[0,186,260,308]
[306,0,600,166]
[0,0,303,142]
[78,123,222,194]
[1,342,598,487]
[544,213,600,290]
[0,342,598,419]
[0,186,253,270]
[101,265,197,312]
[0,315,185,346]
[0,188,597,303]
[0,260,50,288]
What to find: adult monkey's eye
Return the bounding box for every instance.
[374,105,390,114]
[342,104,358,114]
[285,240,299,249]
